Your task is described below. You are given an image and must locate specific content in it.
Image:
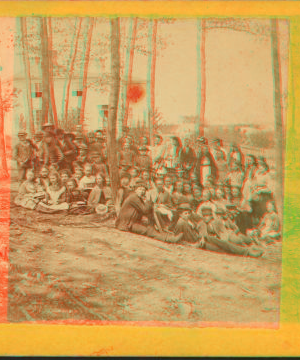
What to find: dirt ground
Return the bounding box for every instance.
[5,180,282,325]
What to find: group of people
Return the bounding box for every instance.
[13,122,281,258]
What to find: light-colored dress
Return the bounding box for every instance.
[37,185,69,213]
[14,180,44,210]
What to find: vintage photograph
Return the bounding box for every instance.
[0,17,288,324]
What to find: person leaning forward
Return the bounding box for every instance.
[197,207,263,257]
[115,180,183,244]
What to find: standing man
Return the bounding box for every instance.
[151,134,165,170]
[32,131,45,175]
[179,137,196,178]
[56,128,77,170]
[13,131,35,182]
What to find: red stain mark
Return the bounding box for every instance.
[127,84,145,104]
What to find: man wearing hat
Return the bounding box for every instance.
[179,137,196,178]
[194,142,218,188]
[43,131,64,170]
[32,131,45,174]
[116,180,184,244]
[150,134,165,170]
[56,128,77,170]
[74,142,88,167]
[13,131,35,181]
[174,203,203,244]
[117,138,136,173]
[211,138,228,184]
[42,122,55,134]
[198,207,263,257]
[136,146,152,172]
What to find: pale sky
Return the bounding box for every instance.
[0,17,290,136]
[129,18,289,130]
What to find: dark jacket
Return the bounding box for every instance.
[115,192,153,231]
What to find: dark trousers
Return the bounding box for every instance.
[205,236,249,256]
[131,223,167,241]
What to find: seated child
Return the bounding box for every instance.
[88,173,113,212]
[15,169,44,210]
[36,171,69,213]
[248,201,281,243]
[36,166,50,192]
[78,163,96,191]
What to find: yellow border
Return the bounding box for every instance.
[1,1,300,356]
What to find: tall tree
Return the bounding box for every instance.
[0,75,8,179]
[196,19,206,138]
[20,18,35,136]
[79,17,95,124]
[41,18,51,126]
[146,19,158,146]
[122,17,138,130]
[270,19,284,217]
[108,18,121,201]
[47,18,58,127]
[61,18,82,122]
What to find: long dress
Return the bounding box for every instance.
[36,185,69,213]
[250,169,273,220]
[14,180,44,210]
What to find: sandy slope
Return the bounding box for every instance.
[7,200,282,325]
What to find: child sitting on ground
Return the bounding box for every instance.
[78,163,96,192]
[247,200,281,244]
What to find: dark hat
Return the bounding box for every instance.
[65,132,76,140]
[226,204,237,211]
[18,130,27,137]
[34,131,44,138]
[139,146,148,152]
[201,207,213,215]
[94,129,103,134]
[42,122,55,129]
[197,136,207,144]
[178,203,192,212]
[215,207,226,215]
[55,128,64,136]
[154,134,162,140]
[78,143,88,150]
[212,138,221,143]
[134,180,148,189]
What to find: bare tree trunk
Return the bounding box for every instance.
[196,19,206,138]
[270,19,284,217]
[41,18,50,126]
[80,17,94,125]
[123,17,138,130]
[20,18,35,136]
[108,18,121,201]
[146,19,158,146]
[47,18,58,128]
[0,76,8,179]
[62,18,82,122]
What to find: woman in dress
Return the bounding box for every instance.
[14,169,44,210]
[250,157,273,223]
[36,171,69,213]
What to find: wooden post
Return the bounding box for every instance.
[108,18,121,201]
[270,19,284,217]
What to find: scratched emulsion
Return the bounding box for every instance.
[0,18,289,324]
